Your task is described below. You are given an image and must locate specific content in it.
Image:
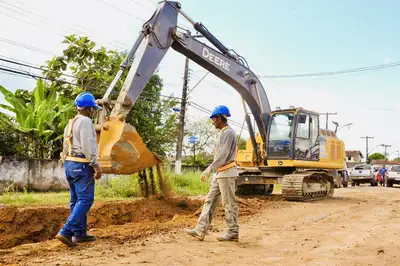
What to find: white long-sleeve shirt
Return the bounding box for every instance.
[63,115,98,166]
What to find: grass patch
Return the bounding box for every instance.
[168,171,210,196]
[95,175,141,199]
[0,176,141,207]
[0,190,131,207]
[0,173,283,207]
[0,171,208,206]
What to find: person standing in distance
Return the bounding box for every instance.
[184,105,239,242]
[56,92,102,247]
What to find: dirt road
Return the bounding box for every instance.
[2,186,400,265]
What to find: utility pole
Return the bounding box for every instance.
[175,57,190,175]
[320,112,337,130]
[361,136,374,162]
[381,144,391,161]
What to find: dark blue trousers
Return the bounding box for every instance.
[59,160,94,237]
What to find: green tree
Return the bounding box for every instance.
[236,135,247,150]
[47,35,178,157]
[43,34,125,100]
[0,118,23,157]
[183,116,218,166]
[126,74,178,156]
[0,80,73,159]
[392,158,400,162]
[45,35,179,157]
[368,152,386,163]
[0,34,178,159]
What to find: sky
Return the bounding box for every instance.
[1,0,400,159]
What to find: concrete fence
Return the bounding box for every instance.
[0,157,68,192]
[0,157,207,193]
[0,157,116,192]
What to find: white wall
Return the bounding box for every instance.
[0,157,117,192]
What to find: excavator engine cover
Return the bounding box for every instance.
[96,117,161,175]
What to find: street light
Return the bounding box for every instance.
[332,121,353,133]
[337,123,353,132]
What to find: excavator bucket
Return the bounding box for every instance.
[96,116,161,175]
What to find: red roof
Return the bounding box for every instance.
[371,160,400,165]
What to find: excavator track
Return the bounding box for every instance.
[281,171,334,202]
[236,184,274,196]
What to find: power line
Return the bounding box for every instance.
[2,57,249,129]
[260,61,400,79]
[95,0,147,22]
[188,104,248,132]
[0,0,131,51]
[187,72,209,95]
[0,65,182,101]
[0,37,56,55]
[188,102,248,130]
[129,0,154,11]
[0,0,76,35]
[0,6,65,38]
[0,56,183,100]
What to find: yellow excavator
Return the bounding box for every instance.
[93,1,346,201]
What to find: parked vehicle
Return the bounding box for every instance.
[349,164,377,186]
[386,165,400,187]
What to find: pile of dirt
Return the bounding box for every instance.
[0,196,202,249]
[0,206,70,249]
[0,195,282,250]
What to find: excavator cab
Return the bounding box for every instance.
[267,107,320,162]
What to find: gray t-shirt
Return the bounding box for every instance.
[209,126,238,178]
[63,115,98,166]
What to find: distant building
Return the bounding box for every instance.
[346,150,363,162]
[345,150,364,169]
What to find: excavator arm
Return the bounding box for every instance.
[96,1,272,174]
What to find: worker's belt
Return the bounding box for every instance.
[217,161,237,173]
[65,154,90,163]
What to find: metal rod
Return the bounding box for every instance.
[102,31,146,100]
[178,9,195,25]
[102,69,123,100]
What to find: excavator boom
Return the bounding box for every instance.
[96,1,271,175]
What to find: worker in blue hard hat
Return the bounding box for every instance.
[56,92,102,247]
[184,105,240,242]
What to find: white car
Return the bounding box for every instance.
[386,165,400,187]
[349,164,377,186]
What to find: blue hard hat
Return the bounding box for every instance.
[74,92,101,109]
[210,105,231,119]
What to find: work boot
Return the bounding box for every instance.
[56,233,76,247]
[217,233,239,242]
[183,228,205,241]
[73,234,96,243]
